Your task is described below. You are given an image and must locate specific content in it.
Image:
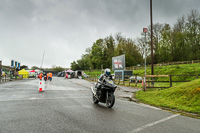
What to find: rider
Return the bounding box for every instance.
[98,68,112,83]
[95,68,112,91]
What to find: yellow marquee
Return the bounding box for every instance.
[18,69,29,78]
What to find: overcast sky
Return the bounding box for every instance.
[0,0,199,69]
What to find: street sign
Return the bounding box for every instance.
[112,55,125,70]
[143,28,148,33]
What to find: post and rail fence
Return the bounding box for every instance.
[85,74,200,91]
[85,75,143,87]
[145,74,199,89]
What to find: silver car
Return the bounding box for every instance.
[129,76,143,83]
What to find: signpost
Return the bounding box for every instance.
[143,28,148,91]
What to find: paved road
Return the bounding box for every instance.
[0,77,199,133]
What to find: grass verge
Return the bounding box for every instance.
[135,79,200,116]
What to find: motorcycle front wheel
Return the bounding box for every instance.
[106,93,115,108]
[93,94,99,104]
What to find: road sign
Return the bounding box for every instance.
[143,28,148,33]
[112,54,125,70]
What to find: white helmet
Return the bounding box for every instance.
[104,68,111,76]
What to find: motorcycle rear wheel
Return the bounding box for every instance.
[93,94,99,104]
[106,93,115,108]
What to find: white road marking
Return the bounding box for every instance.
[127,114,180,133]
[117,99,161,110]
[0,96,91,102]
[138,103,161,110]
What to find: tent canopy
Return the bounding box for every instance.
[66,69,74,72]
[18,69,29,74]
[30,70,35,72]
[18,69,29,78]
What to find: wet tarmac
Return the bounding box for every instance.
[0,77,199,133]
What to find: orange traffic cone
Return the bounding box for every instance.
[39,88,43,92]
[142,80,147,87]
[38,80,45,92]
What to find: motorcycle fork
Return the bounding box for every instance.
[106,91,110,100]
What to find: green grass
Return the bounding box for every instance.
[84,70,102,78]
[135,79,200,115]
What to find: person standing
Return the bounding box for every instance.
[47,73,49,80]
[39,72,43,80]
[49,72,52,81]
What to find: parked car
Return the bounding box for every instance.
[129,76,143,83]
[57,72,61,77]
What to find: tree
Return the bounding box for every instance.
[185,9,200,60]
[31,66,39,70]
[71,61,80,71]
[91,39,104,69]
[52,66,65,72]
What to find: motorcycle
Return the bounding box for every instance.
[91,78,117,108]
[44,75,47,81]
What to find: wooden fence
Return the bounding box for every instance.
[145,74,199,89]
[86,75,142,87]
[85,74,200,91]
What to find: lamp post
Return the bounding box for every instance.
[150,0,154,76]
[41,51,45,68]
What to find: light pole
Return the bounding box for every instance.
[150,0,154,76]
[41,51,45,68]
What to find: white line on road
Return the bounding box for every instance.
[138,103,161,110]
[0,96,91,102]
[127,114,180,133]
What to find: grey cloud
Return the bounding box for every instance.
[0,0,199,68]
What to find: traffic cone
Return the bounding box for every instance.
[38,80,45,92]
[142,80,147,87]
[39,87,43,92]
